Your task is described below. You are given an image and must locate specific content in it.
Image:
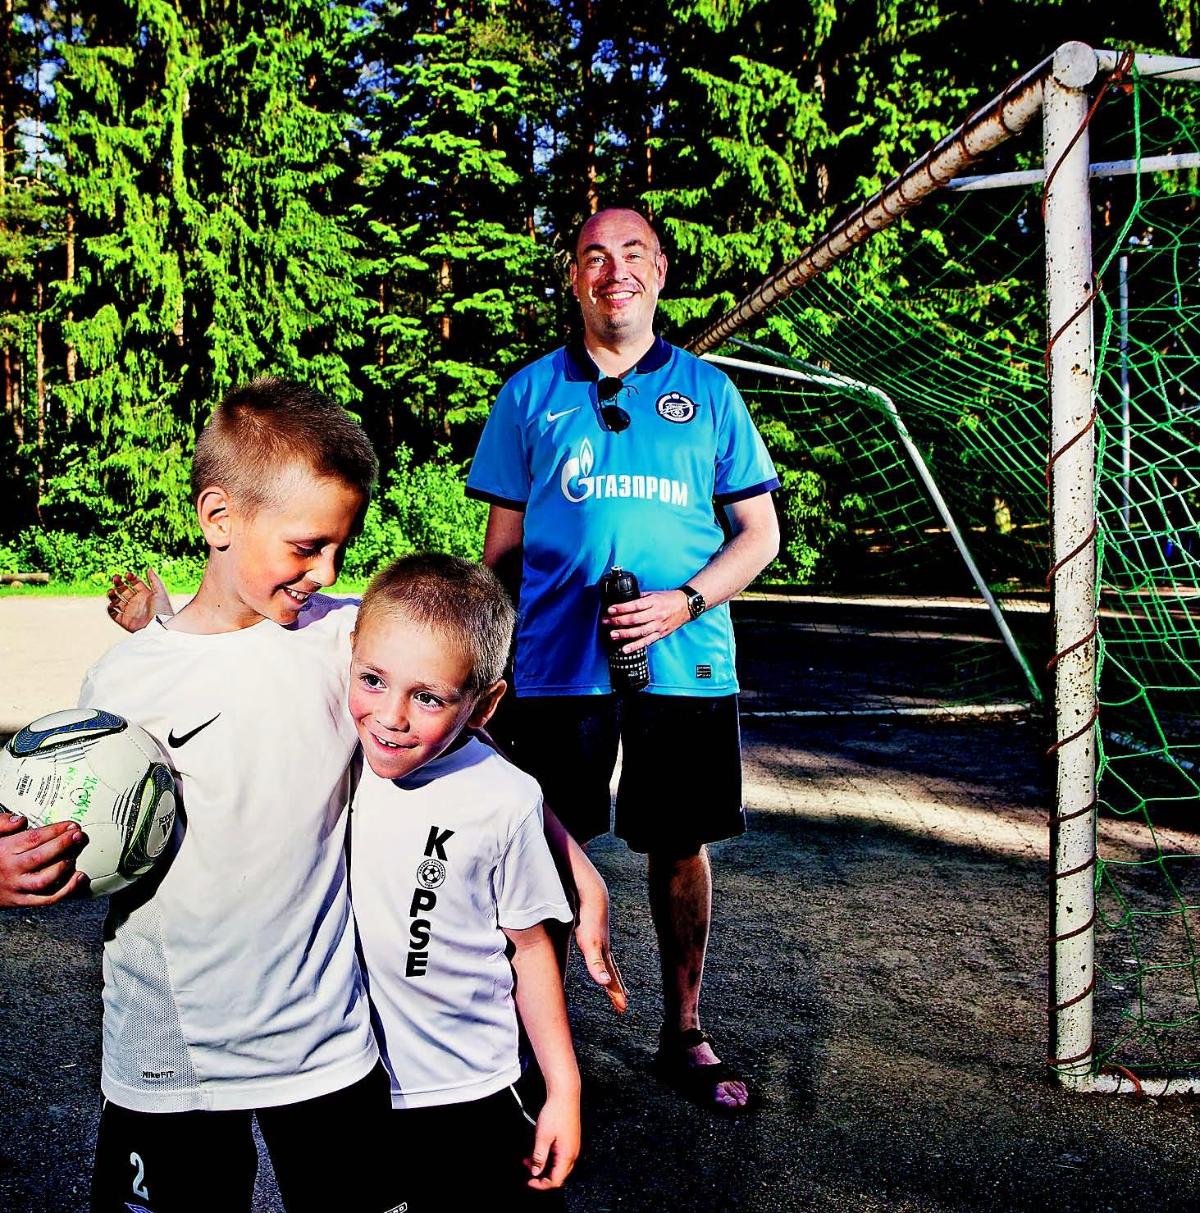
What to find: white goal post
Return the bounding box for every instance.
[685,42,1200,1095]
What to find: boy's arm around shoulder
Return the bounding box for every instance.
[542,802,628,1013]
[107,569,173,632]
[475,731,628,1013]
[503,921,581,1189]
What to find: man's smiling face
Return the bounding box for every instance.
[570,208,667,345]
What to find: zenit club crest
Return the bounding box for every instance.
[416,858,447,889]
[656,391,696,423]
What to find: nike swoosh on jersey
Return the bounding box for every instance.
[546,407,581,423]
[167,714,221,748]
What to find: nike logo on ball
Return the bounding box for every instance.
[546,407,581,423]
[167,714,221,748]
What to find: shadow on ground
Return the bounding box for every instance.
[3,598,1200,1210]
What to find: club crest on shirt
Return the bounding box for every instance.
[656,391,696,423]
[416,858,447,889]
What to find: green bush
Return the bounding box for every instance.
[0,528,205,590]
[766,467,829,583]
[343,445,487,579]
[760,423,873,587]
[3,445,486,592]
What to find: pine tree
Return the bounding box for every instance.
[358,0,563,448]
[48,0,366,545]
[1,0,60,526]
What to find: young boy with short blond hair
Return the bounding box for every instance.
[348,553,579,1207]
[79,377,402,1213]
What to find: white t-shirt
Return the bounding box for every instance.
[350,737,572,1110]
[78,594,378,1113]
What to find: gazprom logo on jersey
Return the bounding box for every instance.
[560,438,690,507]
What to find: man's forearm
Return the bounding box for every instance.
[481,504,525,603]
[601,494,780,651]
[683,515,780,611]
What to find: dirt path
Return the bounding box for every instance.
[3,597,1200,1211]
[0,593,136,732]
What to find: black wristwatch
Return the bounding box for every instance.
[679,584,706,620]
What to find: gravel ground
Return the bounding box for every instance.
[3,593,1199,1211]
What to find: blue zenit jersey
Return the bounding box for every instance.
[467,337,779,697]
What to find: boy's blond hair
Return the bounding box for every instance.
[191,377,378,512]
[357,554,515,692]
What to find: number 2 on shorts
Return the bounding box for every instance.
[129,1151,150,1201]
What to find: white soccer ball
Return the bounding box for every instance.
[0,708,176,898]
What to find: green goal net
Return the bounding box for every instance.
[710,63,1200,1081]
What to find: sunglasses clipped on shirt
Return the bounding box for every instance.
[597,376,631,433]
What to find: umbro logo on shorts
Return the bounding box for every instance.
[167,714,221,748]
[383,1203,409,1212]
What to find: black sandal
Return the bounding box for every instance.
[653,1027,751,1114]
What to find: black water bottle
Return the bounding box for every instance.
[599,566,650,693]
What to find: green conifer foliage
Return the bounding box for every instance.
[47,0,365,544]
[0,0,1193,584]
[359,0,562,446]
[1,0,60,522]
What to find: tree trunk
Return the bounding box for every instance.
[35,263,45,519]
[2,0,12,434]
[581,0,598,214]
[642,40,654,192]
[66,205,77,386]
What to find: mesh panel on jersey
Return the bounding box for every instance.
[107,899,201,1094]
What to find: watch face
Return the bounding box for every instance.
[689,593,706,619]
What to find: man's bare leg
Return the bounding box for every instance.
[647,845,749,1109]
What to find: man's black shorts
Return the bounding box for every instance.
[495,692,745,854]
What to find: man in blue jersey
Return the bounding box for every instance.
[466,207,779,1112]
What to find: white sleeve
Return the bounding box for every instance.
[77,666,98,709]
[77,648,137,718]
[78,656,114,711]
[494,798,573,931]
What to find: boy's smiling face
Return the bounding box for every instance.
[349,611,503,782]
[204,463,365,629]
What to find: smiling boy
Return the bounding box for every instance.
[78,378,403,1213]
[82,379,616,1212]
[348,554,579,1208]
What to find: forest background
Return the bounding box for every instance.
[0,0,1192,591]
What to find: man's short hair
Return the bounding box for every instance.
[357,553,515,692]
[191,377,379,511]
[572,206,662,261]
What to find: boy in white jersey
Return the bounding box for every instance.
[77,378,407,1213]
[348,554,579,1209]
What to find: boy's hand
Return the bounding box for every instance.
[525,1092,580,1190]
[533,801,627,1010]
[107,569,172,633]
[575,871,628,1014]
[0,814,89,907]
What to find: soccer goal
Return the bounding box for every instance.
[688,42,1200,1094]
